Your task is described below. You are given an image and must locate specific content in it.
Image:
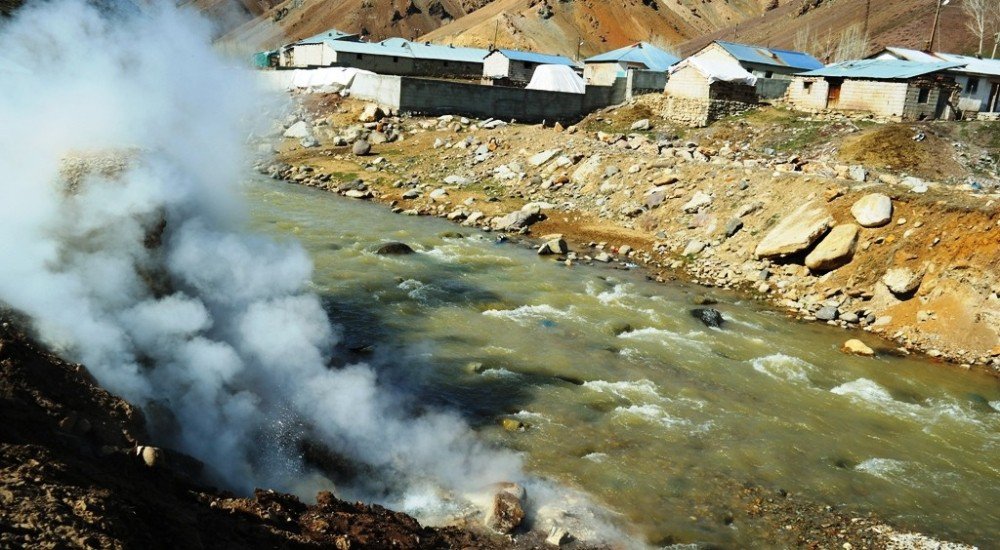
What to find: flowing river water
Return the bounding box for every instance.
[243,177,1000,547]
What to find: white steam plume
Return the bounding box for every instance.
[0,0,524,509]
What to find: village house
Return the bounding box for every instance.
[662,57,759,126]
[869,47,1000,119]
[583,42,680,86]
[688,40,823,79]
[786,59,961,121]
[280,32,489,79]
[482,49,579,86]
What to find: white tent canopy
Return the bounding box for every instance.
[526,64,586,94]
[671,57,757,86]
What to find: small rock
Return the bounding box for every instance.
[882,267,923,296]
[815,306,838,321]
[724,218,743,238]
[352,140,371,156]
[850,194,892,227]
[682,240,706,256]
[682,191,712,213]
[630,119,652,131]
[136,445,164,468]
[538,237,568,256]
[486,484,526,534]
[358,103,385,123]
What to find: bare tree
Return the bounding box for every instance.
[832,23,869,62]
[963,0,996,55]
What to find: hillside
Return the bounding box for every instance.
[677,0,980,61]
[421,0,776,59]
[219,0,497,51]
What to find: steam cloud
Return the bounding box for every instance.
[0,0,525,512]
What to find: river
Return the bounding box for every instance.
[243,176,1000,547]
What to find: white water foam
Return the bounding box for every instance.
[750,353,815,383]
[482,303,577,324]
[583,379,664,402]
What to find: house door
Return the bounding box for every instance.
[934,87,951,119]
[827,79,843,107]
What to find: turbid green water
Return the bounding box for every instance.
[244,177,1000,547]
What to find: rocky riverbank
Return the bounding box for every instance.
[258,93,1000,377]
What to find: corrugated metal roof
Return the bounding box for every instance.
[379,38,490,63]
[296,29,359,45]
[877,46,1000,77]
[802,59,964,79]
[492,49,577,66]
[584,42,680,71]
[715,40,823,71]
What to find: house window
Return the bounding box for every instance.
[356,53,363,60]
[764,71,774,78]
[917,87,930,103]
[443,61,449,66]
[392,56,398,62]
[966,77,979,94]
[803,81,813,91]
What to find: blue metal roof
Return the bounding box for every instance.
[296,28,359,45]
[584,42,680,71]
[492,49,577,66]
[714,40,823,71]
[379,38,490,63]
[802,59,964,79]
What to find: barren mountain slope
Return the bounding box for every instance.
[678,0,979,60]
[421,0,777,58]
[220,0,495,50]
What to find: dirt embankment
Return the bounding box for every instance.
[0,311,507,549]
[265,94,1000,377]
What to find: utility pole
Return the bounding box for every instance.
[927,0,949,51]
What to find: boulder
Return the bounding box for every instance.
[882,267,923,296]
[682,240,706,256]
[358,103,384,123]
[850,193,892,227]
[815,306,839,321]
[724,218,743,238]
[842,339,875,357]
[682,191,712,213]
[352,140,371,156]
[135,445,164,468]
[754,201,833,259]
[493,209,544,231]
[283,121,311,139]
[528,149,561,167]
[429,188,448,200]
[486,483,526,534]
[691,308,724,328]
[375,242,415,255]
[848,165,867,182]
[805,223,859,271]
[538,237,568,255]
[630,118,652,131]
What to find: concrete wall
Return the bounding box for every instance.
[283,44,482,79]
[349,73,403,111]
[755,77,791,100]
[834,80,910,119]
[586,62,622,86]
[900,83,944,120]
[347,73,624,121]
[786,77,830,111]
[628,69,667,94]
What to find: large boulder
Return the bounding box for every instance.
[358,103,385,123]
[493,206,545,231]
[850,193,892,227]
[691,308,724,328]
[805,223,859,271]
[754,201,833,259]
[882,267,923,296]
[486,483,526,534]
[842,339,875,357]
[528,148,561,167]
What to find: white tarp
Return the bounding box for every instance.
[259,67,375,92]
[671,57,757,86]
[526,64,586,94]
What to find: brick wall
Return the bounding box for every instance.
[834,80,909,119]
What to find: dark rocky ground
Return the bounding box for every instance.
[0,309,511,549]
